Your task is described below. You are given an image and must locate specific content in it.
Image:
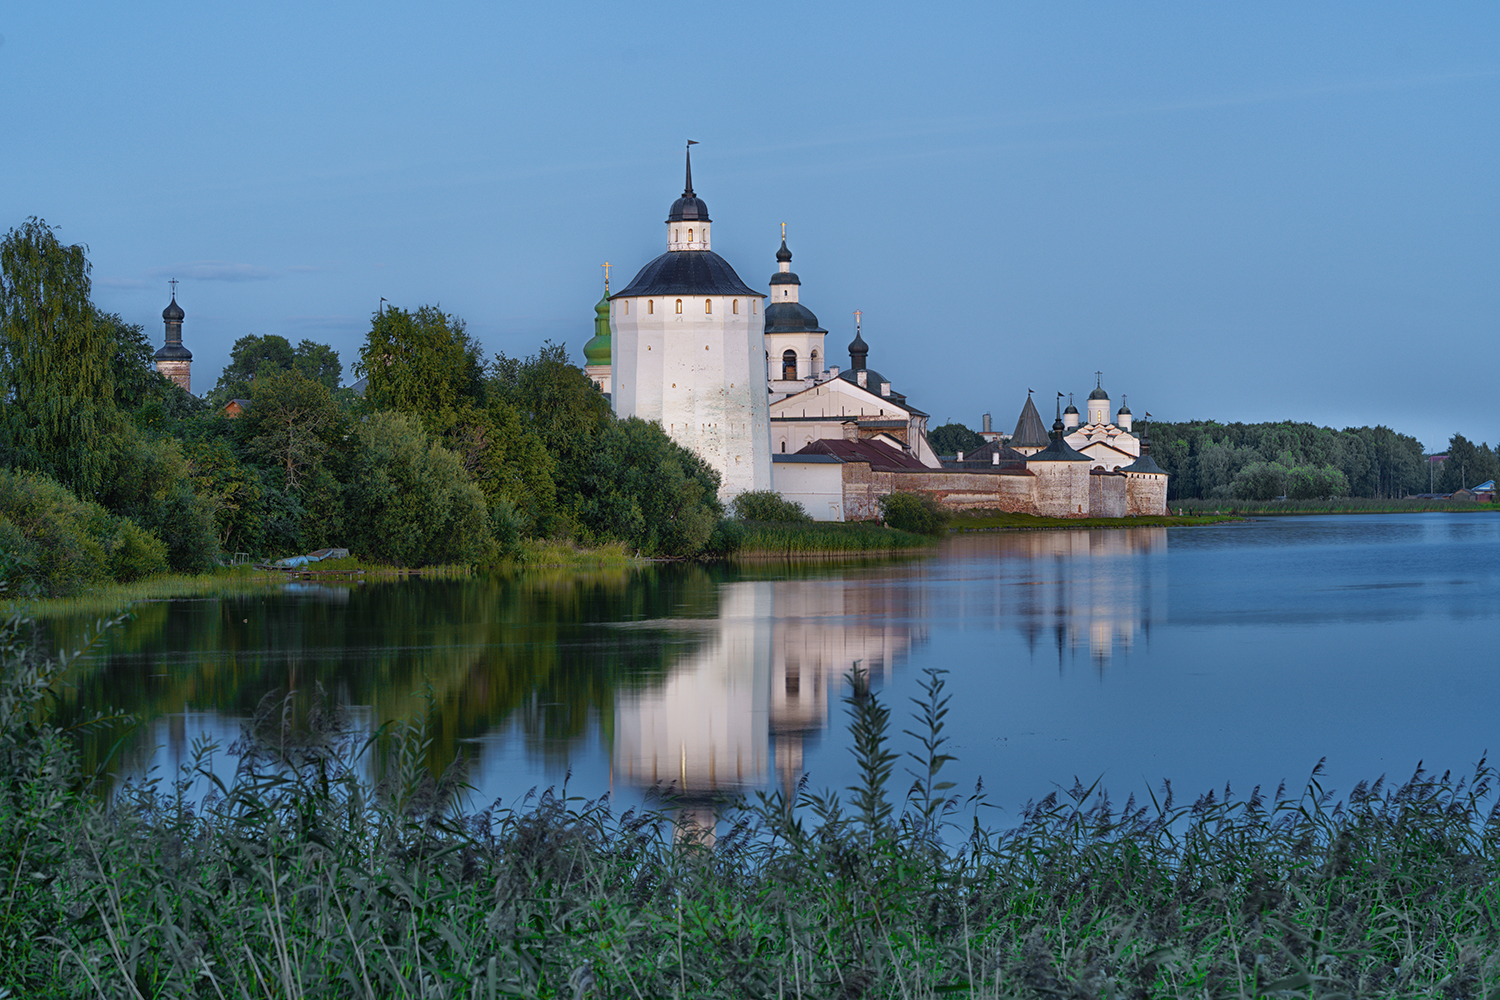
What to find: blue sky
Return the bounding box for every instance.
[5,2,1496,450]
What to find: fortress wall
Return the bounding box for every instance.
[1090,472,1127,518]
[1126,474,1168,516]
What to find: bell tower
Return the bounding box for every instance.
[153,280,193,392]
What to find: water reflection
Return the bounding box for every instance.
[937,529,1167,670]
[612,573,925,801]
[40,515,1500,816]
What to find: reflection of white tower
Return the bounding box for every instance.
[610,146,773,500]
[613,582,774,796]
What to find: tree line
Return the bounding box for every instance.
[0,219,733,596]
[925,416,1492,502]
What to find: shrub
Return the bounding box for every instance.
[0,467,168,596]
[732,490,812,523]
[879,490,949,535]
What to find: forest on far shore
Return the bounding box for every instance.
[927,418,1491,502]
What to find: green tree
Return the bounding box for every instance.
[1437,434,1497,493]
[926,422,983,457]
[236,368,346,493]
[491,341,611,479]
[0,218,124,496]
[99,428,221,572]
[574,417,722,557]
[209,334,344,404]
[356,305,485,435]
[342,412,489,566]
[732,490,811,523]
[879,491,948,535]
[1230,461,1289,501]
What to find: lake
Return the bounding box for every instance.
[48,513,1500,821]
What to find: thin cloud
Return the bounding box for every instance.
[146,261,277,282]
[97,276,151,289]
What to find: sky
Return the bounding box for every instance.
[4,2,1496,451]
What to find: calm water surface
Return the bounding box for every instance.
[50,513,1500,817]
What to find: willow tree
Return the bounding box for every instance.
[0,218,123,496]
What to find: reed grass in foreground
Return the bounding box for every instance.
[2,615,1498,999]
[735,519,935,558]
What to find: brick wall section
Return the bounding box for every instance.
[1125,473,1168,516]
[1090,471,1127,518]
[156,360,190,393]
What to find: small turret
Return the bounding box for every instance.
[1063,392,1079,429]
[583,269,613,396]
[1116,394,1133,432]
[848,313,868,371]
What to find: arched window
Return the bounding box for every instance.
[675,299,683,314]
[810,350,819,370]
[752,300,758,314]
[781,440,787,453]
[687,228,694,242]
[782,349,797,381]
[732,299,739,314]
[674,229,680,243]
[705,299,712,315]
[648,300,654,314]
[623,300,629,315]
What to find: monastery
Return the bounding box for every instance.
[596,150,1167,518]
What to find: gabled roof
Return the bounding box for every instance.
[798,438,929,472]
[947,440,1028,468]
[1011,396,1050,449]
[1119,452,1167,476]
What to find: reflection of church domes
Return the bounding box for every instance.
[583,292,611,365]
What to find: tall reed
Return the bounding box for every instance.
[4,606,1498,998]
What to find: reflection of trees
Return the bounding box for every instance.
[46,565,726,783]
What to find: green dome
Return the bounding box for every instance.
[583,292,611,365]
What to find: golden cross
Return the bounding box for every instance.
[781,222,786,241]
[854,309,862,327]
[602,261,610,291]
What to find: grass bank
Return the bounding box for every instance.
[1173,497,1500,516]
[3,612,1497,998]
[734,519,936,558]
[949,510,1240,532]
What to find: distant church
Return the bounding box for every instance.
[154,285,193,392]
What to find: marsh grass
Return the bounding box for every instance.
[3,609,1499,998]
[735,520,935,558]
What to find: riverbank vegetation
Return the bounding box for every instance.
[0,219,748,599]
[727,490,937,557]
[3,611,1496,998]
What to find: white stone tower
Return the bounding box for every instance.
[1086,373,1111,427]
[610,146,772,500]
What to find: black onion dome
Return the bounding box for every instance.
[154,342,193,361]
[667,193,710,222]
[1117,402,1131,415]
[1064,401,1079,414]
[665,147,711,222]
[775,239,793,263]
[612,251,761,298]
[848,327,868,358]
[1089,386,1109,400]
[763,301,825,335]
[163,297,185,322]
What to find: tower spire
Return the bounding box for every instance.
[684,140,699,195]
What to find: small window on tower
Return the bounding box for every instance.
[688,228,694,242]
[648,300,654,315]
[675,299,683,314]
[752,300,758,314]
[705,299,712,314]
[782,349,797,381]
[674,229,680,243]
[732,300,739,314]
[623,300,629,315]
